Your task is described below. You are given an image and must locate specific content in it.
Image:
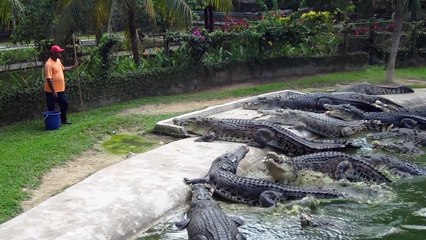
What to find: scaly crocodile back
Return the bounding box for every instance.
[210,170,344,206]
[340,83,414,95]
[289,152,391,183]
[181,184,246,240]
[362,154,426,177]
[216,118,350,155]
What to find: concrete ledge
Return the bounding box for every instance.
[0,139,249,240]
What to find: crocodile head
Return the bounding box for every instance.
[215,146,250,173]
[187,183,219,214]
[263,152,296,184]
[173,117,213,135]
[243,96,280,110]
[324,104,362,121]
[190,183,213,201]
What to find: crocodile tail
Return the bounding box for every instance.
[369,85,414,95]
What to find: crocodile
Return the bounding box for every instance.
[371,140,424,155]
[184,146,345,207]
[263,151,391,184]
[360,154,426,177]
[258,109,390,137]
[338,83,414,95]
[243,92,387,112]
[367,128,426,146]
[173,117,355,156]
[176,183,247,240]
[324,104,426,130]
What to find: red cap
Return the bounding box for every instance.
[50,45,64,53]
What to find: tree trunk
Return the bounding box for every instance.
[208,6,214,33]
[204,7,208,30]
[385,0,404,83]
[128,10,140,66]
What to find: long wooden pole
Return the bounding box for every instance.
[72,32,85,115]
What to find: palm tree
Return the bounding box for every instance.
[0,0,23,29]
[57,0,192,66]
[57,0,237,66]
[385,0,404,83]
[203,0,235,32]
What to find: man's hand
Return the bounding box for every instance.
[53,92,58,98]
[74,62,79,68]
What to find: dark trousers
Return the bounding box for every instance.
[45,91,69,123]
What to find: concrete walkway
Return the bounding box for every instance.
[0,88,425,240]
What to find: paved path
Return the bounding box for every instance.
[0,89,424,240]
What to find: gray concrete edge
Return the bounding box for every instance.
[153,89,304,137]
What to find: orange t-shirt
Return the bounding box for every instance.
[44,58,65,92]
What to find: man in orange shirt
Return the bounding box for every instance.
[44,45,77,125]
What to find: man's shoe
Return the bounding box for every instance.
[62,121,72,125]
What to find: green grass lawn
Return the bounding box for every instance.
[0,66,426,223]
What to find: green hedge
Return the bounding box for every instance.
[0,53,368,125]
[0,48,38,66]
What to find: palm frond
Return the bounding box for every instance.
[0,0,24,28]
[93,0,115,32]
[55,0,84,40]
[207,0,234,12]
[159,0,192,29]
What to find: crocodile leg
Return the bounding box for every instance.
[293,122,308,131]
[253,128,276,148]
[230,216,245,227]
[259,190,286,207]
[334,160,353,180]
[195,131,217,142]
[400,118,418,129]
[175,219,190,230]
[317,97,333,108]
[184,177,209,185]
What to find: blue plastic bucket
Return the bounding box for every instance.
[43,111,61,130]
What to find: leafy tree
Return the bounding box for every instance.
[0,0,24,29]
[10,0,55,45]
[57,0,192,66]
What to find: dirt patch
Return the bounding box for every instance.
[21,144,123,211]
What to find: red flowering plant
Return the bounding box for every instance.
[222,16,250,32]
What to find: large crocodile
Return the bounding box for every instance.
[173,117,356,156]
[243,92,389,112]
[338,83,414,95]
[367,128,426,146]
[263,151,391,184]
[176,183,247,240]
[258,109,390,137]
[184,146,345,207]
[324,104,426,130]
[371,140,424,155]
[360,154,426,177]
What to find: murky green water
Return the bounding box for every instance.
[139,176,426,240]
[139,140,426,240]
[102,134,157,154]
